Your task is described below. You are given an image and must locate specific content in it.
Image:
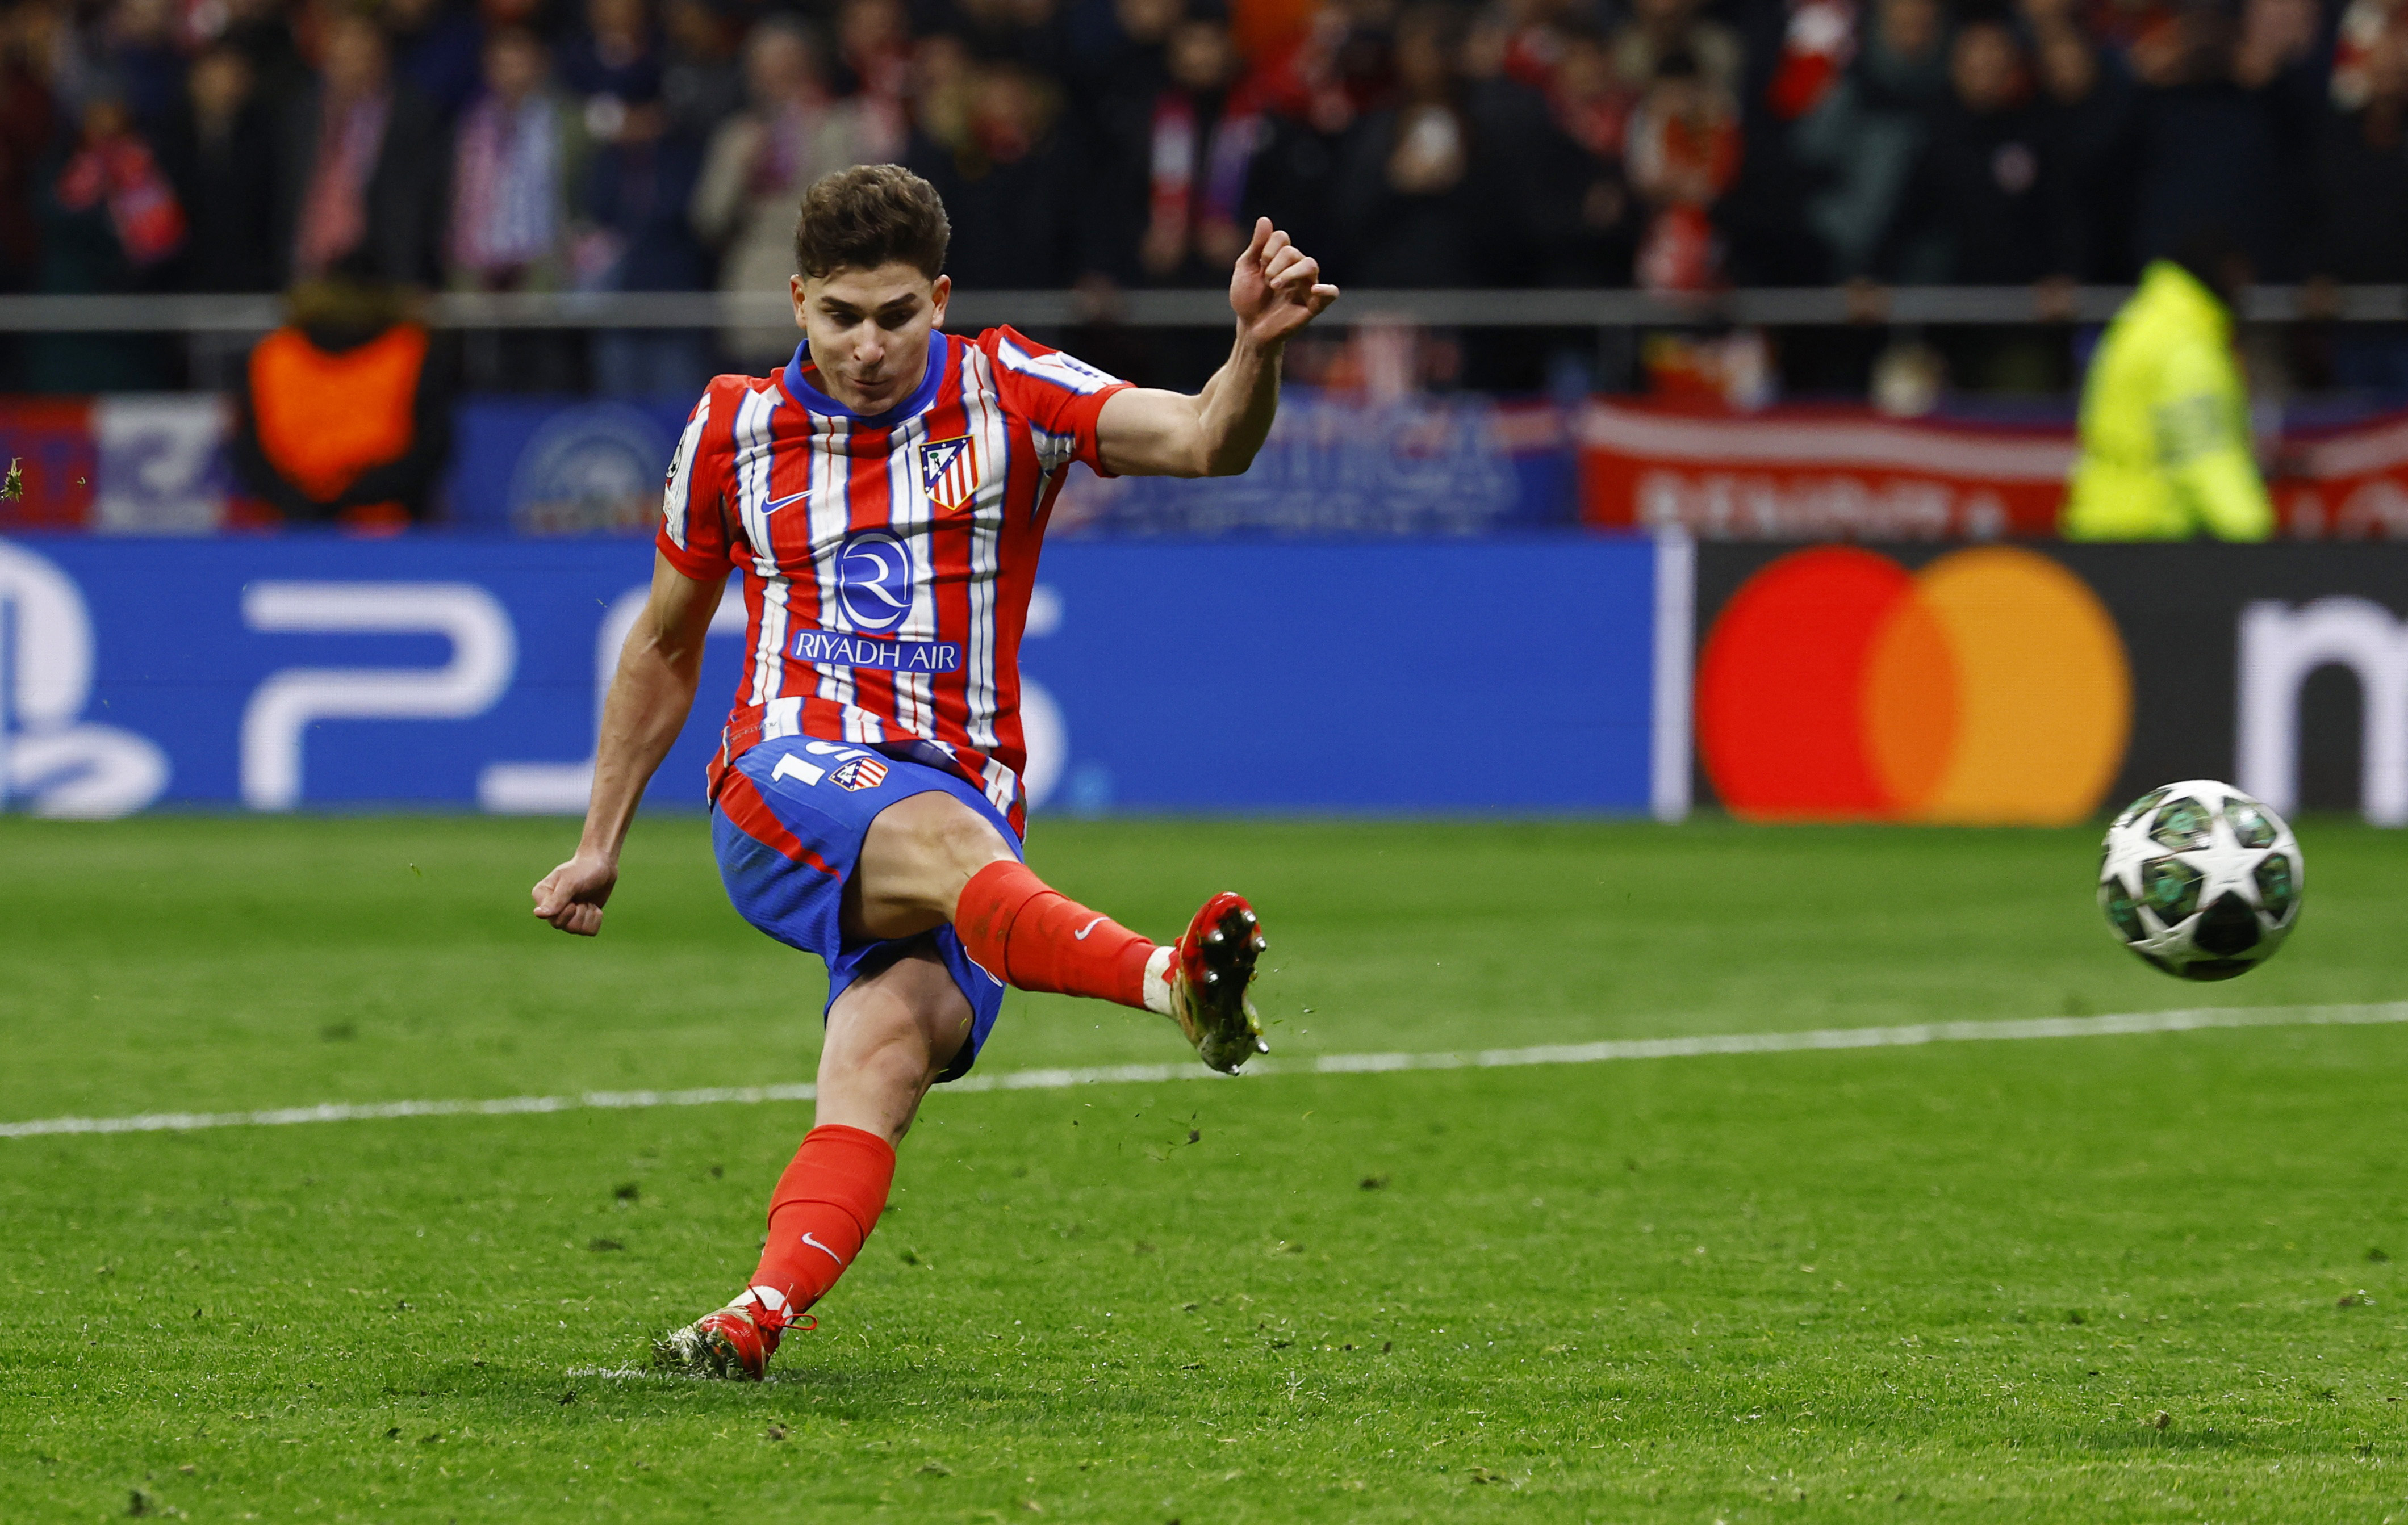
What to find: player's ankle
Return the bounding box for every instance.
[735,1285,795,1335]
[1142,945,1176,1016]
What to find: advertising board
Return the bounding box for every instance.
[1686,543,2408,825]
[10,530,2394,826]
[0,389,1581,539]
[0,536,1659,818]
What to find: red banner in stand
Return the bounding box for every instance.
[2272,412,2408,537]
[1578,401,2074,538]
[1579,399,2408,539]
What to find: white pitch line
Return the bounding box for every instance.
[5,1002,2405,1142]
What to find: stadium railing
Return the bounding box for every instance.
[2,286,2405,332]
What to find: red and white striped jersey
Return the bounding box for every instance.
[656,326,1131,834]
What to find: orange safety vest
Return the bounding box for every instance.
[248,324,429,505]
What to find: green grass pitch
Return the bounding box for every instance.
[3,813,2404,1522]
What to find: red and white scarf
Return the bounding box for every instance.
[451,93,561,275]
[1147,89,1261,266]
[56,132,186,265]
[295,93,390,276]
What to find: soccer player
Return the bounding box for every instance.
[529,164,1339,1379]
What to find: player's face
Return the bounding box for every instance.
[789,264,951,416]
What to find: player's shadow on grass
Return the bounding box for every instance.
[756,1362,1209,1421]
[758,1364,1016,1404]
[2056,1425,2255,1455]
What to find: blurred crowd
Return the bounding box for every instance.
[2,0,2406,391]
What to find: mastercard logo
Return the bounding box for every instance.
[1698,546,2131,824]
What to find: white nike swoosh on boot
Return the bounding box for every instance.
[801,1231,842,1265]
[1073,917,1105,940]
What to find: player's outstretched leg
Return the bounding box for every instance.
[652,949,960,1380]
[952,860,1269,1073]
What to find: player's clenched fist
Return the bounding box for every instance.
[1228,216,1339,349]
[533,853,617,936]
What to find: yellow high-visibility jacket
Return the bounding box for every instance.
[2062,261,2274,541]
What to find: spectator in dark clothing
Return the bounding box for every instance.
[2308,18,2408,389]
[582,97,713,395]
[906,53,1078,287]
[1793,0,1949,278]
[43,98,185,283]
[274,11,451,287]
[2231,0,2323,270]
[943,0,1073,82]
[1063,0,1176,110]
[101,0,187,139]
[1067,0,1172,276]
[580,99,706,292]
[1885,18,2077,283]
[1219,0,1357,292]
[2126,0,2319,278]
[2310,24,2408,283]
[2025,0,2139,280]
[26,94,184,391]
[1470,57,1582,280]
[0,7,57,294]
[1339,1,1502,285]
[233,271,454,529]
[220,0,311,100]
[1523,23,1638,286]
[1241,111,1344,282]
[1117,17,1259,287]
[2129,85,2283,275]
[659,0,742,140]
[560,0,665,107]
[1063,0,1167,90]
[163,44,279,292]
[1209,0,1368,265]
[388,0,487,123]
[1887,18,2081,391]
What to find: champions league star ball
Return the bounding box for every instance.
[2098,780,2304,981]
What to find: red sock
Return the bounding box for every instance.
[954,860,1154,1009]
[739,1124,896,1331]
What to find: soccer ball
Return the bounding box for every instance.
[2097,780,2303,981]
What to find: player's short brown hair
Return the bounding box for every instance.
[792,165,950,281]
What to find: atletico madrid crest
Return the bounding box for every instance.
[831,756,889,792]
[921,435,980,511]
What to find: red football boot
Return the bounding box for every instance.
[1168,891,1270,1074]
[649,1301,810,1380]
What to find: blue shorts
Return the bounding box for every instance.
[710,736,1022,1083]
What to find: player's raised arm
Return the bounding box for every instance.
[1095,217,1340,479]
[530,553,722,936]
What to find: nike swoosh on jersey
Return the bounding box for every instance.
[800,1231,842,1265]
[764,489,810,511]
[1073,917,1105,940]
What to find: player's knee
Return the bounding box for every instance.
[827,997,938,1091]
[859,1031,935,1094]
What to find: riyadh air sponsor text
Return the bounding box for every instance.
[789,628,964,673]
